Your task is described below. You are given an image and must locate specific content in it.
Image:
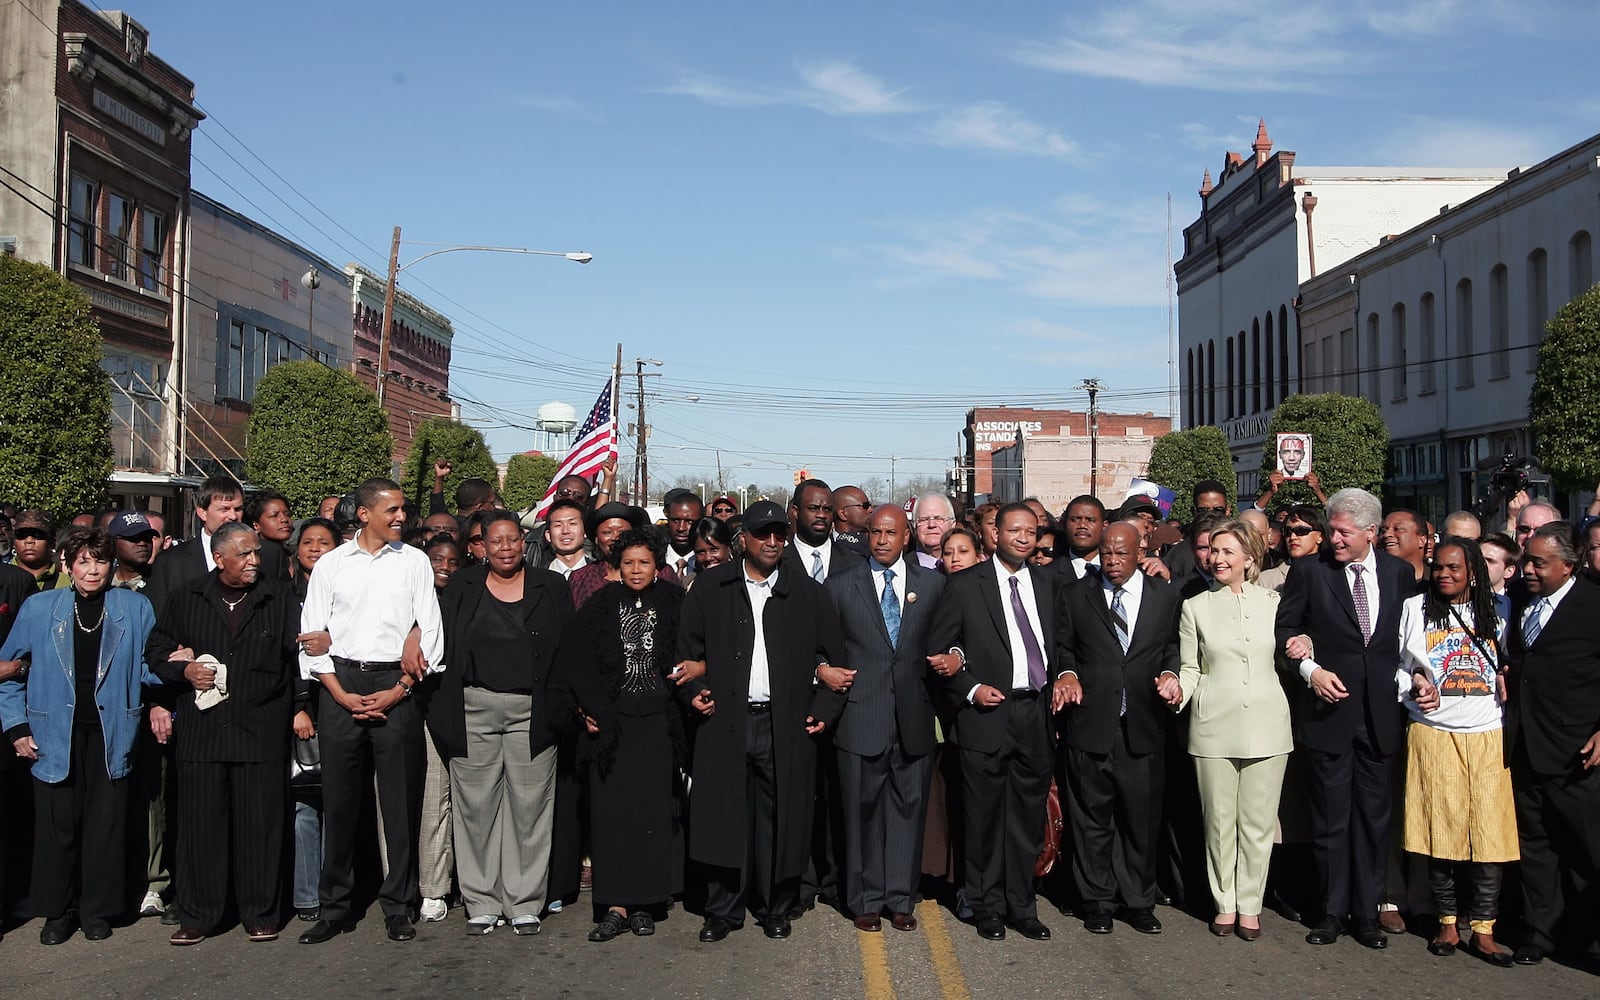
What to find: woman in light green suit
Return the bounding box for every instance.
[1175,520,1293,941]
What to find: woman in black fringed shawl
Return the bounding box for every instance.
[551,527,688,943]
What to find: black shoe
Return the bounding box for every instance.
[1428,937,1458,957]
[1127,908,1163,934]
[1154,891,1174,907]
[1083,910,1114,935]
[698,918,733,943]
[762,915,792,939]
[628,912,655,937]
[976,915,1006,940]
[296,906,321,922]
[786,897,816,921]
[1012,917,1051,940]
[160,903,182,926]
[385,915,416,941]
[39,915,76,946]
[588,911,628,943]
[1268,888,1301,923]
[298,919,353,944]
[1351,918,1388,950]
[1306,917,1342,946]
[80,915,112,941]
[1512,944,1546,966]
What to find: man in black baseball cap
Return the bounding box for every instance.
[108,511,159,592]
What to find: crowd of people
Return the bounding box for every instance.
[0,463,1596,976]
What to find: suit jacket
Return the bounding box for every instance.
[1273,549,1412,755]
[814,559,944,758]
[782,539,864,584]
[925,559,1057,754]
[1505,576,1600,776]
[146,572,300,763]
[145,534,286,617]
[1054,572,1182,756]
[426,563,574,760]
[1177,582,1293,759]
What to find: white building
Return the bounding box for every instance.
[1175,121,1508,497]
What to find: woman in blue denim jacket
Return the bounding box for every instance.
[0,527,158,945]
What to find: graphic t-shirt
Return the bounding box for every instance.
[1396,593,1504,733]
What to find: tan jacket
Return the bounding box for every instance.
[1177,581,1293,759]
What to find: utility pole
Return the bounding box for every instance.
[1082,377,1102,499]
[377,225,401,407]
[635,361,647,505]
[715,449,724,496]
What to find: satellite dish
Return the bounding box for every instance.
[536,401,578,433]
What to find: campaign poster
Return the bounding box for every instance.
[1277,433,1312,480]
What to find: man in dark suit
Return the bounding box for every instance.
[146,523,301,944]
[145,476,287,617]
[0,555,38,921]
[1504,522,1600,967]
[1050,495,1106,583]
[927,503,1056,942]
[814,505,944,932]
[1054,521,1183,935]
[1275,488,1412,949]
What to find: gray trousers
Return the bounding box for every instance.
[839,742,932,917]
[449,687,556,921]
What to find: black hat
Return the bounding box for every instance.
[12,509,54,539]
[586,502,646,537]
[107,510,158,539]
[742,500,789,535]
[1118,495,1162,520]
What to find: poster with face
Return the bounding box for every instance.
[1277,433,1311,480]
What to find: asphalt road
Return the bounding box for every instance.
[3,900,1596,999]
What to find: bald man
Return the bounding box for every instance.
[831,486,872,558]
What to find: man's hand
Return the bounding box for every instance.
[1411,671,1440,713]
[150,709,174,744]
[972,685,1006,707]
[926,653,961,678]
[335,690,372,718]
[1309,667,1349,704]
[599,455,617,485]
[297,631,331,657]
[1268,469,1285,491]
[434,458,452,484]
[293,710,316,740]
[355,685,406,722]
[1285,634,1314,661]
[1507,489,1529,519]
[167,646,195,662]
[817,663,856,693]
[12,735,37,760]
[671,660,706,686]
[690,690,716,717]
[1580,729,1600,769]
[804,715,827,735]
[1140,556,1171,581]
[401,629,427,681]
[1052,673,1084,712]
[1496,671,1509,704]
[582,712,600,735]
[183,661,217,691]
[0,659,24,682]
[1155,673,1181,708]
[1305,470,1326,502]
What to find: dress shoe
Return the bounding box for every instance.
[1267,888,1301,923]
[1012,917,1051,940]
[160,903,182,926]
[853,913,882,932]
[296,906,321,922]
[169,926,207,946]
[1466,935,1514,967]
[298,919,353,944]
[889,912,918,932]
[39,915,76,946]
[762,915,792,939]
[786,897,816,921]
[1127,908,1163,935]
[80,916,112,941]
[1352,918,1388,950]
[246,925,279,942]
[1209,917,1235,937]
[1154,891,1174,907]
[1083,911,1114,935]
[698,918,733,943]
[385,915,416,941]
[1512,944,1546,966]
[1377,909,1407,935]
[1234,923,1261,943]
[1305,918,1342,946]
[976,915,1006,940]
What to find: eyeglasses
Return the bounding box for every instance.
[747,526,788,540]
[554,488,587,499]
[468,535,484,544]
[915,516,953,527]
[1285,525,1318,537]
[1195,506,1227,515]
[836,502,868,511]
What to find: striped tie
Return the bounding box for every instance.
[810,550,825,582]
[1522,598,1546,647]
[1112,587,1130,716]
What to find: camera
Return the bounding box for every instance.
[1472,453,1537,519]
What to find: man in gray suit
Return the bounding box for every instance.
[814,505,945,932]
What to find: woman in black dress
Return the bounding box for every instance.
[552,528,685,942]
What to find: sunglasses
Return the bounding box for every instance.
[1285,525,1319,537]
[468,535,484,544]
[747,526,788,540]
[1195,506,1227,515]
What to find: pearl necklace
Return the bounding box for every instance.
[74,598,105,633]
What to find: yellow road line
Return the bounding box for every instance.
[916,900,972,1000]
[858,924,896,1000]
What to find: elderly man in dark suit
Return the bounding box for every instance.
[813,505,944,932]
[1054,521,1184,935]
[1275,487,1412,950]
[927,502,1056,942]
[145,476,287,617]
[146,523,301,944]
[1504,521,1600,967]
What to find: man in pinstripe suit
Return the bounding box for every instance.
[814,506,944,932]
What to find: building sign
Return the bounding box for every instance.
[1222,413,1272,444]
[973,419,1044,452]
[93,88,166,146]
[88,287,167,327]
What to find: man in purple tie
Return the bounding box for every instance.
[926,503,1057,942]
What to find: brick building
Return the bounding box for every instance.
[347,264,456,465]
[958,406,1169,508]
[988,411,1172,515]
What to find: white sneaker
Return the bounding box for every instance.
[465,915,500,936]
[140,890,164,917]
[420,897,448,922]
[546,899,563,914]
[511,915,541,936]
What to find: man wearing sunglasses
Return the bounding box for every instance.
[831,486,872,558]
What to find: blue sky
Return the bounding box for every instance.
[126,0,1597,497]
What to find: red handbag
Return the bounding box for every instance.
[1035,778,1064,877]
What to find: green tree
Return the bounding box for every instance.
[1531,284,1600,494]
[1258,393,1387,509]
[0,255,112,516]
[1145,426,1237,523]
[399,417,498,512]
[245,361,392,516]
[503,452,561,512]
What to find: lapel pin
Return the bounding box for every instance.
[906,592,918,604]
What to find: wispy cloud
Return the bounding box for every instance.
[659,60,919,116]
[1371,117,1552,168]
[511,94,600,122]
[925,101,1078,160]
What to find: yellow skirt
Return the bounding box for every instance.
[1403,723,1519,863]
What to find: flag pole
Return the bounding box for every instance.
[612,342,623,501]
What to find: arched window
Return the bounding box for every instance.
[1185,348,1195,427]
[1264,311,1275,408]
[1419,292,1436,394]
[1251,318,1262,413]
[1392,303,1407,400]
[1526,248,1548,372]
[1225,337,1235,419]
[1278,305,1290,398]
[1206,340,1216,425]
[1489,263,1509,378]
[1572,231,1594,299]
[1456,278,1474,388]
[1236,332,1247,415]
[1365,312,1380,399]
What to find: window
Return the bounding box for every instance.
[1278,305,1290,399]
[1339,328,1356,395]
[1251,319,1262,413]
[106,191,133,280]
[1456,278,1474,388]
[1365,313,1380,400]
[1225,337,1235,419]
[139,210,166,292]
[1185,348,1195,428]
[1320,334,1333,393]
[68,174,98,267]
[1419,293,1436,394]
[1526,248,1548,371]
[217,319,317,403]
[1489,264,1509,378]
[1206,340,1215,425]
[1392,303,1408,400]
[1237,333,1247,416]
[1264,311,1275,408]
[224,320,246,399]
[103,352,166,471]
[1572,231,1594,299]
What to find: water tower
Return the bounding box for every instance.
[536,401,579,458]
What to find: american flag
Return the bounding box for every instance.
[533,379,616,519]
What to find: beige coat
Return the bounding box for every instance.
[1177,582,1294,759]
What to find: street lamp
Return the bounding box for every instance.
[301,265,321,338]
[377,226,591,404]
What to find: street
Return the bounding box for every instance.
[4,898,1595,999]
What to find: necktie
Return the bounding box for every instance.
[1008,576,1048,691]
[676,558,688,577]
[880,568,900,647]
[810,550,825,582]
[1111,587,1130,716]
[1351,565,1372,645]
[1522,598,1546,647]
